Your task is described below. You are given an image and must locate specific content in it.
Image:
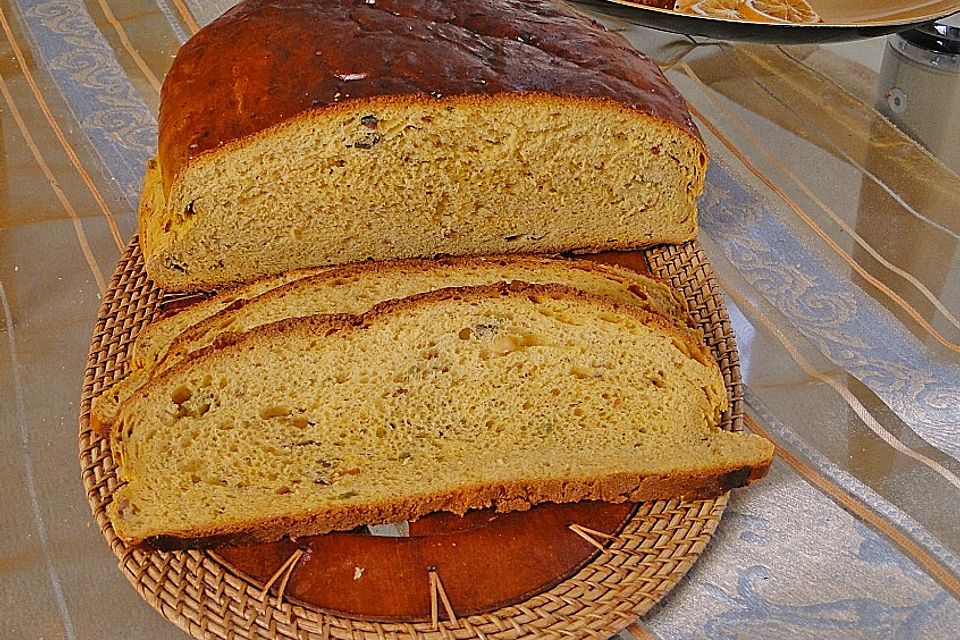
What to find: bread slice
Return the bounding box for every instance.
[89,242,328,435]
[133,159,329,372]
[157,255,700,376]
[108,283,773,548]
[92,255,696,435]
[143,0,707,291]
[133,268,330,372]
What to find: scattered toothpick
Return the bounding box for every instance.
[428,567,459,629]
[430,568,439,628]
[259,548,306,608]
[568,523,617,553]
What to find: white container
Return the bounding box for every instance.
[876,13,960,172]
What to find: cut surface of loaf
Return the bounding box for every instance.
[133,159,327,370]
[92,255,696,434]
[158,256,700,378]
[89,238,328,435]
[132,262,329,371]
[142,0,707,291]
[108,283,773,548]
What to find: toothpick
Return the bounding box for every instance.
[568,523,616,552]
[435,571,458,628]
[274,548,305,607]
[428,567,459,629]
[260,548,305,607]
[429,569,439,629]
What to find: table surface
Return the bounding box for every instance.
[1,2,958,639]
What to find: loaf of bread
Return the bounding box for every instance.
[108,283,772,548]
[141,0,707,292]
[92,255,696,434]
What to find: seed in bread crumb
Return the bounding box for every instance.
[170,385,192,404]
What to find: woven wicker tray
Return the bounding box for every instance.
[79,238,742,640]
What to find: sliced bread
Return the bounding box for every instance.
[132,263,330,371]
[156,256,700,376]
[108,283,773,548]
[143,0,706,291]
[89,258,328,436]
[92,256,696,435]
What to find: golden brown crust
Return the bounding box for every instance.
[140,460,772,550]
[155,253,698,372]
[89,402,112,437]
[90,370,151,437]
[159,0,702,193]
[111,283,772,549]
[90,386,120,437]
[136,157,166,260]
[115,282,718,429]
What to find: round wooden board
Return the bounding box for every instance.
[80,238,741,639]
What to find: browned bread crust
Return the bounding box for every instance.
[154,281,717,383]
[158,0,700,192]
[143,467,769,550]
[91,253,697,436]
[110,283,773,548]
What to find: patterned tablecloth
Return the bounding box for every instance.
[0,1,957,638]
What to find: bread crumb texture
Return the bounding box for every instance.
[142,97,705,291]
[91,255,696,434]
[130,264,330,370]
[108,284,772,546]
